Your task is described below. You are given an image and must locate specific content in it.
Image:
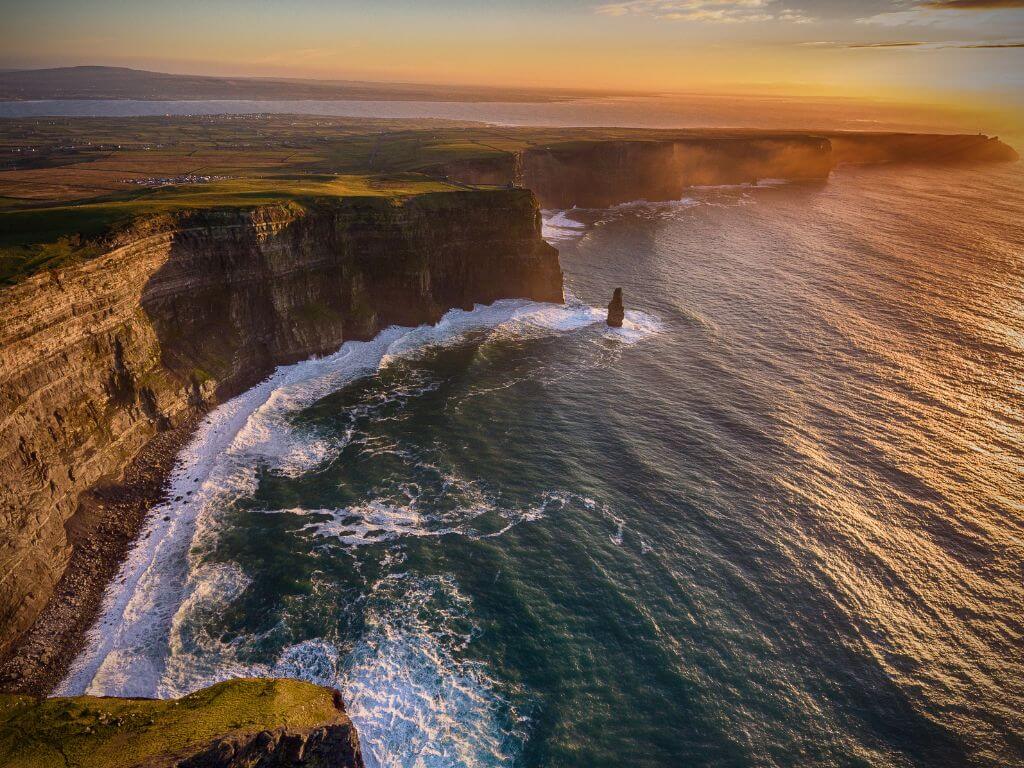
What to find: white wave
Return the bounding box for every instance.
[608,309,666,345]
[339,575,518,768]
[688,178,789,190]
[158,562,259,696]
[281,485,564,550]
[608,196,700,211]
[60,297,660,701]
[543,198,702,245]
[545,199,705,244]
[540,209,587,243]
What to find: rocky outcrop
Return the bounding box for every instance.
[0,190,562,668]
[142,723,363,768]
[607,288,624,328]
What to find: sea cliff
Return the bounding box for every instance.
[0,123,1017,743]
[826,131,1019,166]
[435,132,1018,208]
[437,135,834,208]
[0,189,562,688]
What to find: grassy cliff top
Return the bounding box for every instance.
[0,115,519,283]
[0,114,825,284]
[0,678,346,768]
[1,114,1009,285]
[0,173,471,284]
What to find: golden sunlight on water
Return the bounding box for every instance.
[761,163,1024,765]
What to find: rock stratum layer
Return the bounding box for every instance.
[435,132,1018,208]
[0,190,562,673]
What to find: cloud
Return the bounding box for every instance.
[918,0,1024,8]
[594,0,815,23]
[847,40,928,47]
[859,0,1024,25]
[857,10,942,25]
[803,39,1024,48]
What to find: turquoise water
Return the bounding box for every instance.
[63,163,1024,768]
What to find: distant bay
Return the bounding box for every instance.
[1,96,1012,137]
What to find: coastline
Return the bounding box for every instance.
[0,188,563,690]
[0,415,201,696]
[0,299,575,698]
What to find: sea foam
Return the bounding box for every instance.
[58,297,660,766]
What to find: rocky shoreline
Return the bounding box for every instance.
[0,189,563,697]
[0,414,200,695]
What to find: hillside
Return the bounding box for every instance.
[0,66,616,103]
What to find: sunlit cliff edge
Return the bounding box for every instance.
[0,678,364,767]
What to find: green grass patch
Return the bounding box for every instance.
[0,678,343,768]
[0,172,463,285]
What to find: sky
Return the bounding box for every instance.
[1,0,1023,108]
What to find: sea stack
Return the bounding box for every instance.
[607,288,625,328]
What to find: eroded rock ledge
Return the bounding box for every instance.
[0,190,562,677]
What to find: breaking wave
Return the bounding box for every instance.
[58,295,660,767]
[541,209,587,242]
[541,186,792,244]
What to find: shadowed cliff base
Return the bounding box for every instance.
[0,416,199,696]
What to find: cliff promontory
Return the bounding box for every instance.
[436,135,835,208]
[0,678,364,768]
[433,132,1018,209]
[0,190,562,684]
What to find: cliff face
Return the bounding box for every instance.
[522,137,835,208]
[0,190,562,664]
[439,136,835,208]
[827,132,1020,166]
[437,132,1018,208]
[147,724,362,768]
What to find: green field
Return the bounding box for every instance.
[0,114,833,284]
[0,678,347,768]
[0,115,559,282]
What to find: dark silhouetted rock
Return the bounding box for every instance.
[607,288,625,328]
[167,723,364,768]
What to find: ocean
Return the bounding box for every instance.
[59,162,1024,768]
